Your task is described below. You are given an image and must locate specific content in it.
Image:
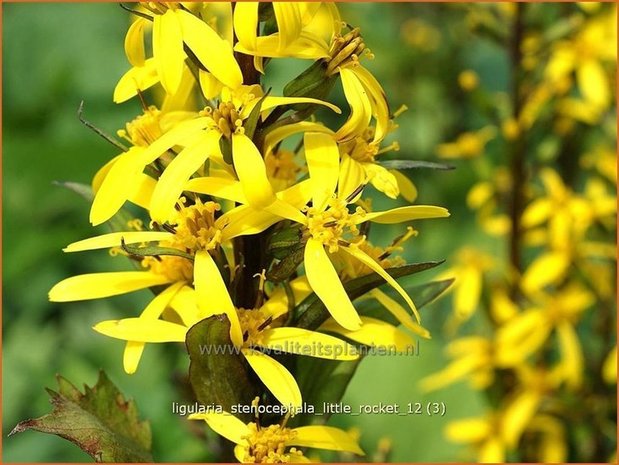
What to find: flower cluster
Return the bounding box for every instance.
[49,2,449,462]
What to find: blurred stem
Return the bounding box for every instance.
[508,3,526,299]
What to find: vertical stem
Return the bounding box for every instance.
[508,3,526,298]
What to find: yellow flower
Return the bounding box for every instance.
[117,3,242,99]
[458,70,479,91]
[544,5,616,110]
[259,132,449,330]
[93,275,358,408]
[436,126,496,159]
[189,410,364,463]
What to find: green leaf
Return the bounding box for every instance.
[283,60,337,117]
[243,91,270,140]
[294,261,445,330]
[121,240,194,261]
[378,160,455,171]
[267,246,305,282]
[266,224,303,259]
[219,137,233,165]
[9,371,153,463]
[186,315,259,422]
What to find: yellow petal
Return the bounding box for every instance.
[273,3,303,51]
[162,64,196,112]
[129,173,157,210]
[177,9,243,89]
[261,276,313,319]
[521,251,570,295]
[445,417,490,443]
[478,437,505,463]
[234,33,330,59]
[290,426,364,455]
[356,205,450,224]
[169,285,201,327]
[392,170,417,202]
[603,346,617,384]
[185,176,246,203]
[501,390,541,447]
[123,341,145,375]
[556,321,583,389]
[140,281,185,319]
[521,198,553,228]
[304,132,339,210]
[92,155,120,195]
[260,327,358,360]
[349,65,389,143]
[153,10,184,95]
[369,289,429,338]
[454,266,482,319]
[249,96,340,117]
[365,163,399,199]
[242,348,302,408]
[321,316,417,352]
[124,18,147,67]
[188,412,250,445]
[137,117,209,167]
[577,59,609,108]
[232,133,276,208]
[113,58,159,104]
[338,155,366,201]
[342,245,420,322]
[49,272,171,302]
[198,69,223,100]
[90,146,146,226]
[63,231,174,253]
[233,2,258,51]
[194,250,242,346]
[335,67,372,142]
[304,239,361,331]
[93,318,187,342]
[264,122,333,157]
[150,130,220,222]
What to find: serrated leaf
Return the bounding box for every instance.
[186,314,259,422]
[10,371,152,463]
[294,261,445,330]
[378,160,455,171]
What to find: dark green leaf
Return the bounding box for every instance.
[295,261,445,330]
[10,371,152,463]
[186,315,259,422]
[243,91,270,140]
[219,137,233,165]
[378,160,455,171]
[283,60,337,117]
[266,246,305,282]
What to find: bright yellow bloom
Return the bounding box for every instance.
[259,132,449,330]
[93,275,358,408]
[117,3,241,99]
[189,409,364,463]
[436,126,496,159]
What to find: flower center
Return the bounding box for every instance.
[142,255,194,283]
[242,422,302,463]
[265,150,301,190]
[305,199,364,252]
[201,102,244,139]
[238,308,272,346]
[118,106,163,147]
[169,199,223,253]
[326,27,373,75]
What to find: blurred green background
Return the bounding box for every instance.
[2,3,545,462]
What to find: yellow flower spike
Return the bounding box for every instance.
[259,327,359,361]
[188,412,250,446]
[305,132,340,211]
[153,9,184,95]
[125,17,147,67]
[241,348,302,409]
[335,67,373,142]
[49,271,172,302]
[113,58,159,104]
[149,130,222,223]
[62,231,174,253]
[305,238,363,331]
[194,250,243,347]
[321,316,417,352]
[176,9,243,89]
